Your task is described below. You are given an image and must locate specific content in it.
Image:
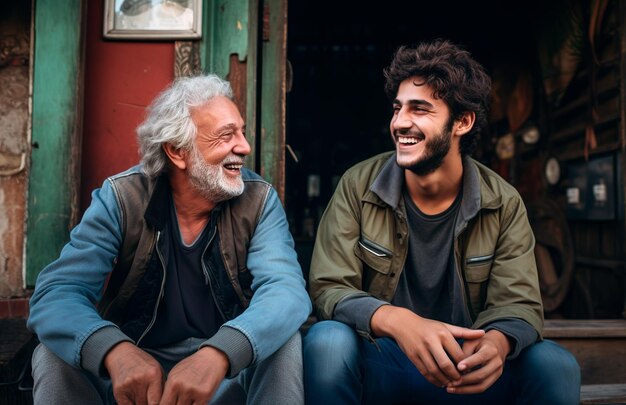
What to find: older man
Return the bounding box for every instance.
[28,74,311,405]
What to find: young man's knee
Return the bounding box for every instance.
[515,339,581,403]
[525,340,580,376]
[304,321,359,357]
[303,320,362,384]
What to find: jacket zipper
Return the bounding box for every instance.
[358,238,392,258]
[466,254,494,265]
[136,231,166,346]
[200,227,217,285]
[201,228,227,322]
[454,225,474,323]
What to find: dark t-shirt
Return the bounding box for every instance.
[140,199,222,348]
[391,189,462,323]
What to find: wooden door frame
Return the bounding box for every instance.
[201,0,287,201]
[259,0,287,200]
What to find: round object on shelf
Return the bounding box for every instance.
[521,125,540,144]
[544,157,561,186]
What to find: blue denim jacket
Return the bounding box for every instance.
[28,166,311,378]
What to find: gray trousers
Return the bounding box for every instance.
[31,332,304,405]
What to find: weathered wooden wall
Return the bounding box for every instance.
[513,1,626,319]
[0,3,30,297]
[541,0,625,318]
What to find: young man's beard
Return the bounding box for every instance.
[187,147,245,203]
[397,118,454,176]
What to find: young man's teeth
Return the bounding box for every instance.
[399,137,418,144]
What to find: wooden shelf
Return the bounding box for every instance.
[543,319,626,338]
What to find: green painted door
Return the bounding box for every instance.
[25,0,84,286]
[201,0,287,200]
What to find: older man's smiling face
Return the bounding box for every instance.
[187,96,250,202]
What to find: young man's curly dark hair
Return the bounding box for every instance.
[383,39,491,157]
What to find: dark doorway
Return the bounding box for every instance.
[285,1,542,275]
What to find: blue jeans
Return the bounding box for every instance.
[303,321,580,405]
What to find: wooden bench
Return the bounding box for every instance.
[544,319,626,404]
[580,384,626,404]
[544,319,626,385]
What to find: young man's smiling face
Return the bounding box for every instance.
[389,76,456,176]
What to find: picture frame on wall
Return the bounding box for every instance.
[103,0,202,40]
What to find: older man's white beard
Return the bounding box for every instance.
[188,149,245,203]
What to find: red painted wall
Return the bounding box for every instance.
[80,1,175,213]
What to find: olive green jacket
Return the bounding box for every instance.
[309,152,543,336]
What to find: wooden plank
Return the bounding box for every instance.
[619,0,626,320]
[260,0,287,200]
[200,0,258,172]
[620,0,626,153]
[581,384,626,404]
[245,0,259,174]
[551,111,620,144]
[25,0,85,286]
[201,0,250,80]
[551,338,626,384]
[544,319,626,338]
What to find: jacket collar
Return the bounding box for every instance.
[368,153,502,221]
[143,171,227,231]
[369,155,404,209]
[144,173,170,231]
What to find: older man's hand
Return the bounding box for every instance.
[104,341,164,405]
[159,346,229,405]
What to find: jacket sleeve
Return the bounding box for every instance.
[27,179,129,373]
[215,187,311,374]
[309,172,371,321]
[472,194,544,337]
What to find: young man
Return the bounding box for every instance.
[28,74,311,405]
[304,40,580,404]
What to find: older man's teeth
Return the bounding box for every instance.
[224,164,243,170]
[399,137,418,144]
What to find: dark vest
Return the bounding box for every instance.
[96,170,270,339]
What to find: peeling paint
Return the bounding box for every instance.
[0,175,27,297]
[0,69,28,154]
[0,3,30,298]
[0,189,7,239]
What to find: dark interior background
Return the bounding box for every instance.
[285,0,542,226]
[284,0,542,260]
[283,0,626,320]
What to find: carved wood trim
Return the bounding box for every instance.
[174,40,201,77]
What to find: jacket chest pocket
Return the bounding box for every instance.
[355,238,392,294]
[464,254,493,314]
